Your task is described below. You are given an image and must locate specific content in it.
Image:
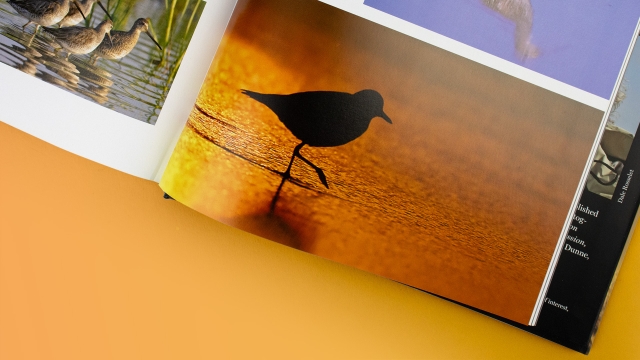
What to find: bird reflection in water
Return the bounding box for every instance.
[242,89,393,212]
[482,0,538,59]
[76,65,113,104]
[9,43,41,75]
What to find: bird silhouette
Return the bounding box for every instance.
[242,89,392,211]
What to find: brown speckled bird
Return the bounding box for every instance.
[58,0,110,27]
[92,18,162,60]
[8,0,82,33]
[43,19,112,58]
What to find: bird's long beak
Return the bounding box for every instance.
[73,0,86,20]
[106,31,112,46]
[96,1,113,22]
[146,32,163,51]
[380,111,392,124]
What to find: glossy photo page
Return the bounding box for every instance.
[159,0,608,324]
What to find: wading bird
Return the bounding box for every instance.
[92,18,162,60]
[43,19,112,59]
[7,0,85,33]
[58,0,110,27]
[242,89,393,211]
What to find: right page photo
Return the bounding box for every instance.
[364,0,640,99]
[160,0,608,324]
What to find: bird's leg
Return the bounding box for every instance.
[270,143,305,213]
[296,152,329,189]
[283,142,305,179]
[28,32,36,47]
[22,21,33,31]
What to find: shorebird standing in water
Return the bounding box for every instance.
[43,19,112,59]
[7,0,85,33]
[242,89,393,211]
[92,18,162,61]
[58,0,110,28]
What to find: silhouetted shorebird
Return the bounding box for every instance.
[242,89,392,211]
[7,0,84,33]
[43,19,112,58]
[92,18,162,60]
[58,0,110,27]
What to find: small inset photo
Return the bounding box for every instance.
[587,39,640,199]
[0,0,205,124]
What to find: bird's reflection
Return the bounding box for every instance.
[482,0,538,60]
[7,43,41,75]
[76,64,113,87]
[80,84,110,104]
[17,57,38,75]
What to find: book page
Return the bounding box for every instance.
[159,0,640,325]
[0,0,237,179]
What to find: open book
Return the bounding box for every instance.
[2,0,640,353]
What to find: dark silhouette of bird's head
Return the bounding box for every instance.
[241,88,392,148]
[353,89,392,124]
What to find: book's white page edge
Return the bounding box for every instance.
[530,19,640,326]
[320,0,609,111]
[152,0,239,182]
[0,1,236,180]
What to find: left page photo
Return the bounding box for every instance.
[0,0,238,179]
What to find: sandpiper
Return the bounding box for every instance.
[242,89,392,211]
[43,19,112,58]
[7,0,85,33]
[58,0,110,28]
[92,18,162,60]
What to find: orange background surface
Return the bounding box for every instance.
[1,120,639,359]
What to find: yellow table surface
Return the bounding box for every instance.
[1,121,639,359]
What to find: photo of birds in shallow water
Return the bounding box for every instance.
[242,89,393,211]
[0,0,204,124]
[6,0,160,59]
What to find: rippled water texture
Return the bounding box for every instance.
[0,0,201,124]
[161,0,605,323]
